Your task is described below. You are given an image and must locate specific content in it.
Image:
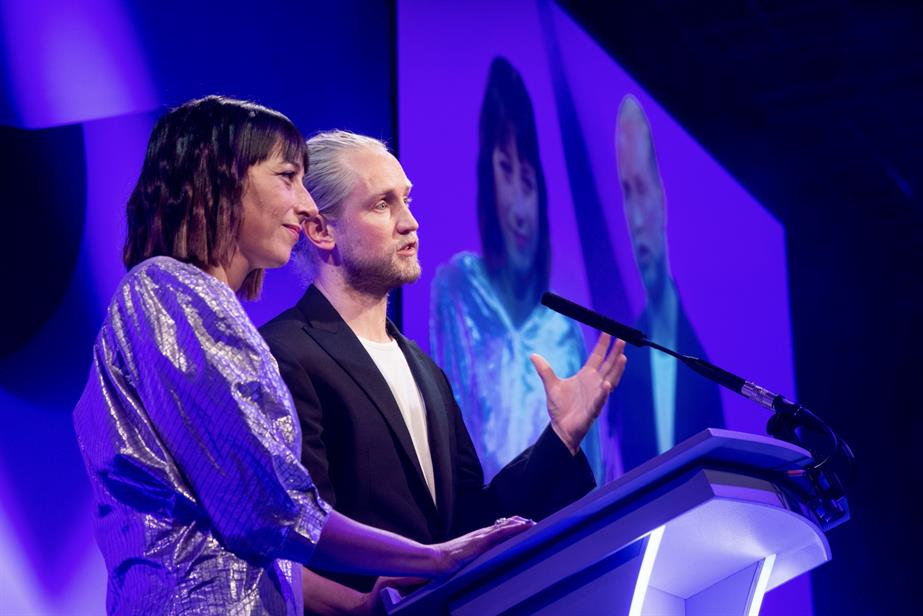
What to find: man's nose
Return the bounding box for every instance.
[398,205,419,233]
[627,203,645,231]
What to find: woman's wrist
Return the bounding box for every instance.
[426,543,447,576]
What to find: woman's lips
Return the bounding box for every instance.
[513,231,531,249]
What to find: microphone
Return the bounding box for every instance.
[540,292,789,413]
[540,291,646,346]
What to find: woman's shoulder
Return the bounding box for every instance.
[432,251,486,290]
[105,256,259,354]
[111,256,238,319]
[119,257,232,299]
[125,256,206,284]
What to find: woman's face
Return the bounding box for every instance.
[492,137,539,274]
[236,148,316,271]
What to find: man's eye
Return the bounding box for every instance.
[375,201,389,210]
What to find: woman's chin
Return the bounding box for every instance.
[507,254,536,276]
[261,252,292,271]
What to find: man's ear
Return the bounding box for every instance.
[303,214,336,251]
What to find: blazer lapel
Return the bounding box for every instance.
[297,286,432,503]
[392,326,453,521]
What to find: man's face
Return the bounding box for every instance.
[616,116,666,291]
[492,137,539,274]
[332,146,419,295]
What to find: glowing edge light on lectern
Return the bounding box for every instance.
[628,525,666,616]
[747,553,777,616]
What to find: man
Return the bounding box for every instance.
[260,130,626,599]
[609,95,725,472]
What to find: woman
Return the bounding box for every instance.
[73,95,529,615]
[430,57,604,481]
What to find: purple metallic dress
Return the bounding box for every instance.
[73,256,330,615]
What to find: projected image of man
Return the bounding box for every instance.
[610,95,725,471]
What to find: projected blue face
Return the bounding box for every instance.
[616,100,667,296]
[492,137,539,275]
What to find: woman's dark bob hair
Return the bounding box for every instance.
[476,57,551,298]
[123,95,307,299]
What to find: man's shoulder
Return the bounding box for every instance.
[259,306,307,338]
[390,324,444,376]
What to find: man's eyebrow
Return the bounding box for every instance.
[376,183,413,200]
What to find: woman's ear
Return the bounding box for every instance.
[303,213,336,251]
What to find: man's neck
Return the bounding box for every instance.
[314,272,392,342]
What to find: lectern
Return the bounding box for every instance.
[384,429,835,615]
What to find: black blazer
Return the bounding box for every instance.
[260,286,596,552]
[609,300,725,472]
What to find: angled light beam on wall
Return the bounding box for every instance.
[0,0,156,128]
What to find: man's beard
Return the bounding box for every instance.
[341,242,421,297]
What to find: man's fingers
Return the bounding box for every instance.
[530,354,557,386]
[604,347,628,390]
[586,333,612,369]
[599,337,626,376]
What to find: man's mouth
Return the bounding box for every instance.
[397,241,418,256]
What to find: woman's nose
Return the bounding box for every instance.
[299,185,319,219]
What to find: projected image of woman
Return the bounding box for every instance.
[72,95,531,615]
[431,57,604,481]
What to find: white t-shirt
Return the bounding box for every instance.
[358,336,437,503]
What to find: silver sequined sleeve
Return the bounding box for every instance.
[74,257,330,615]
